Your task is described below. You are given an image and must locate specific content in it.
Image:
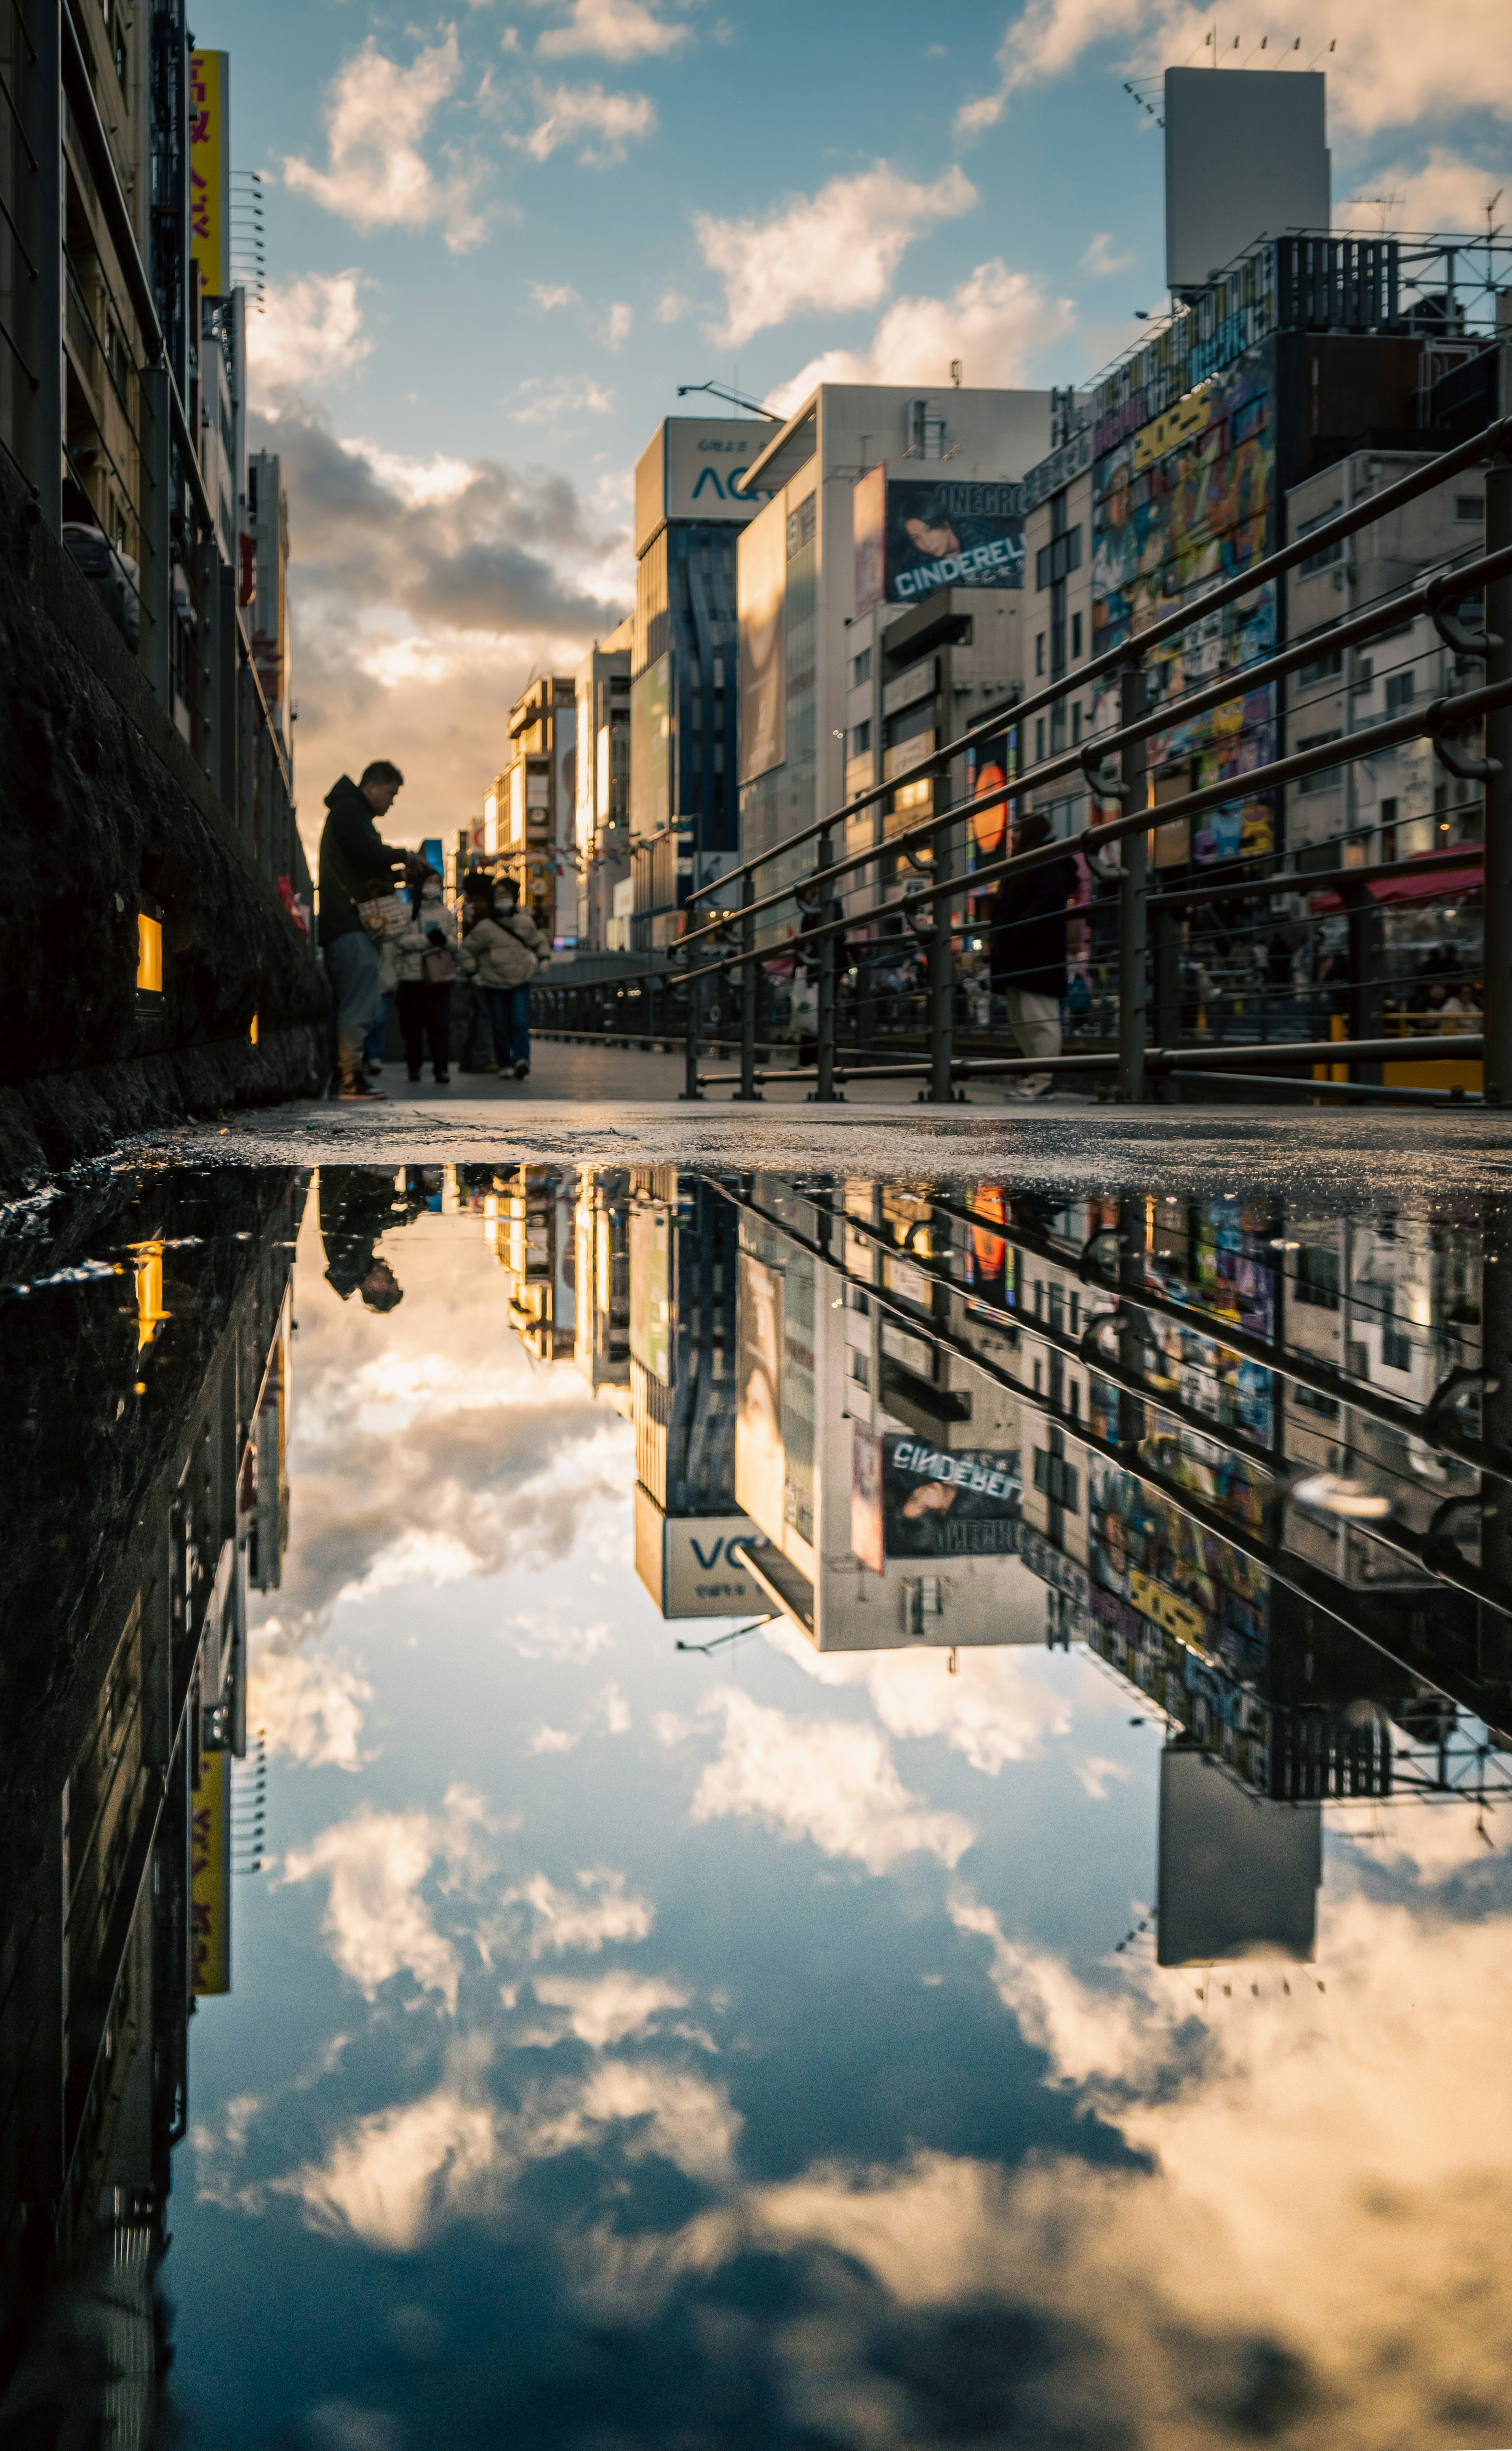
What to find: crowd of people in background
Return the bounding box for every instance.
[317,758,550,1100]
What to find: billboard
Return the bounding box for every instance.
[1090,351,1277,865]
[190,1745,231,1995]
[967,729,1013,862]
[634,1487,762,1619]
[629,656,670,838]
[1157,1743,1320,1966]
[188,52,230,298]
[634,418,775,556]
[737,503,786,785]
[629,1202,670,1383]
[854,476,1025,610]
[882,1436,1020,1559]
[1164,68,1329,295]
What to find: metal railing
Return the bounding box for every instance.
[531,410,1512,1108]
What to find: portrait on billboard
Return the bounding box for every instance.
[882,1437,1020,1559]
[884,480,1024,603]
[738,506,786,785]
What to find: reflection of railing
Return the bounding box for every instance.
[532,414,1510,1110]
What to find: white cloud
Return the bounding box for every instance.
[769,258,1073,415]
[525,78,656,163]
[506,373,617,424]
[528,279,581,309]
[960,0,1512,141]
[762,1617,1073,1779]
[246,272,372,406]
[1081,230,1136,276]
[528,1724,580,1753]
[282,1786,495,2012]
[695,162,978,350]
[656,285,693,322]
[530,1970,692,2046]
[605,300,634,350]
[534,0,690,59]
[691,1688,974,1875]
[1339,146,1512,233]
[283,31,487,251]
[285,2067,499,2250]
[508,1608,614,1660]
[508,1867,656,1956]
[247,1640,374,1771]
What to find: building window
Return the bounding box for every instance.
[851,719,871,756]
[786,493,816,558]
[1295,731,1342,793]
[1455,493,1484,522]
[1295,1245,1341,1311]
[1384,670,1416,715]
[1299,648,1343,686]
[1071,701,1082,745]
[1033,1449,1080,1511]
[852,646,871,686]
[1035,717,1046,763]
[1035,633,1045,676]
[1071,610,1083,659]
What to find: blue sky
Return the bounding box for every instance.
[200,0,1511,843]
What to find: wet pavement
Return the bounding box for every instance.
[4,1132,1512,2447]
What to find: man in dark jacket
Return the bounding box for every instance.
[319,761,407,1098]
[988,811,1073,1099]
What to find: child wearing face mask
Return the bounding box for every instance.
[393,867,458,1085]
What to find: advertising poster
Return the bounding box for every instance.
[629,1202,670,1384]
[1090,352,1277,864]
[735,1253,786,1536]
[853,464,886,619]
[188,53,230,297]
[738,506,786,784]
[882,1436,1020,1559]
[964,1185,1010,1314]
[884,480,1025,603]
[851,1423,884,1574]
[629,657,670,837]
[190,1745,231,1995]
[1087,1454,1269,1672]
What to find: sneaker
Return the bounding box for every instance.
[408,1069,422,1083]
[513,1061,530,1081]
[434,1071,451,1085]
[484,1062,500,1075]
[338,1077,389,1101]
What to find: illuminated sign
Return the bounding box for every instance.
[191,1746,231,1995]
[188,52,230,298]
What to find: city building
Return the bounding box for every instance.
[629,416,774,949]
[247,448,292,754]
[573,616,634,952]
[734,383,1053,930]
[474,1166,578,1360]
[575,1169,632,1407]
[485,675,578,943]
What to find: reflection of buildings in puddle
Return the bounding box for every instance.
[0,1173,304,2425]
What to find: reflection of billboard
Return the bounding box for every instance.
[1088,1454,1269,1674]
[630,657,670,838]
[738,505,786,784]
[883,479,1025,604]
[1091,352,1277,865]
[189,52,230,297]
[191,1746,231,1995]
[735,1254,785,1535]
[854,464,886,619]
[629,1203,670,1383]
[851,1424,884,1574]
[633,1487,761,1619]
[1157,1744,1320,1965]
[882,1436,1019,1558]
[964,1186,1010,1313]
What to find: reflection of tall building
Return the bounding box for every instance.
[574,1170,632,1412]
[628,1170,760,1621]
[0,1171,306,2408]
[474,1166,578,1362]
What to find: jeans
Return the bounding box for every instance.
[325,931,382,1077]
[396,980,452,1077]
[363,991,393,1065]
[482,985,531,1070]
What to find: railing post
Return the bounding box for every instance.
[1343,876,1384,1087]
[734,868,763,1100]
[811,825,842,1103]
[1117,665,1149,1102]
[923,808,955,1104]
[679,958,704,1100]
[1485,459,1512,1107]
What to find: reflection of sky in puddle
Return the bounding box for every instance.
[167,1198,1512,2451]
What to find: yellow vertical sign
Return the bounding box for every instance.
[188,52,230,298]
[191,1746,232,1995]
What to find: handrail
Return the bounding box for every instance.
[685,409,1512,911]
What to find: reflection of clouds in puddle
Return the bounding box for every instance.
[507,1608,614,1662]
[525,1971,693,2049]
[282,1785,498,2013]
[247,1634,374,1769]
[691,1687,975,1875]
[1073,1754,1131,1802]
[761,1617,1077,1777]
[500,1867,656,1960]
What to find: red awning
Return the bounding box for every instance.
[1309,851,1482,913]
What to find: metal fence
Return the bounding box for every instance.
[534,411,1512,1108]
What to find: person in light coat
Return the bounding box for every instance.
[390,870,458,1084]
[458,878,550,1079]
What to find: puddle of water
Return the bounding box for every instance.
[3,1159,1511,2448]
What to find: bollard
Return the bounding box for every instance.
[1486,461,1512,1107]
[1117,666,1149,1102]
[734,869,763,1100]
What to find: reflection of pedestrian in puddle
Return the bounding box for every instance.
[318,1168,424,1311]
